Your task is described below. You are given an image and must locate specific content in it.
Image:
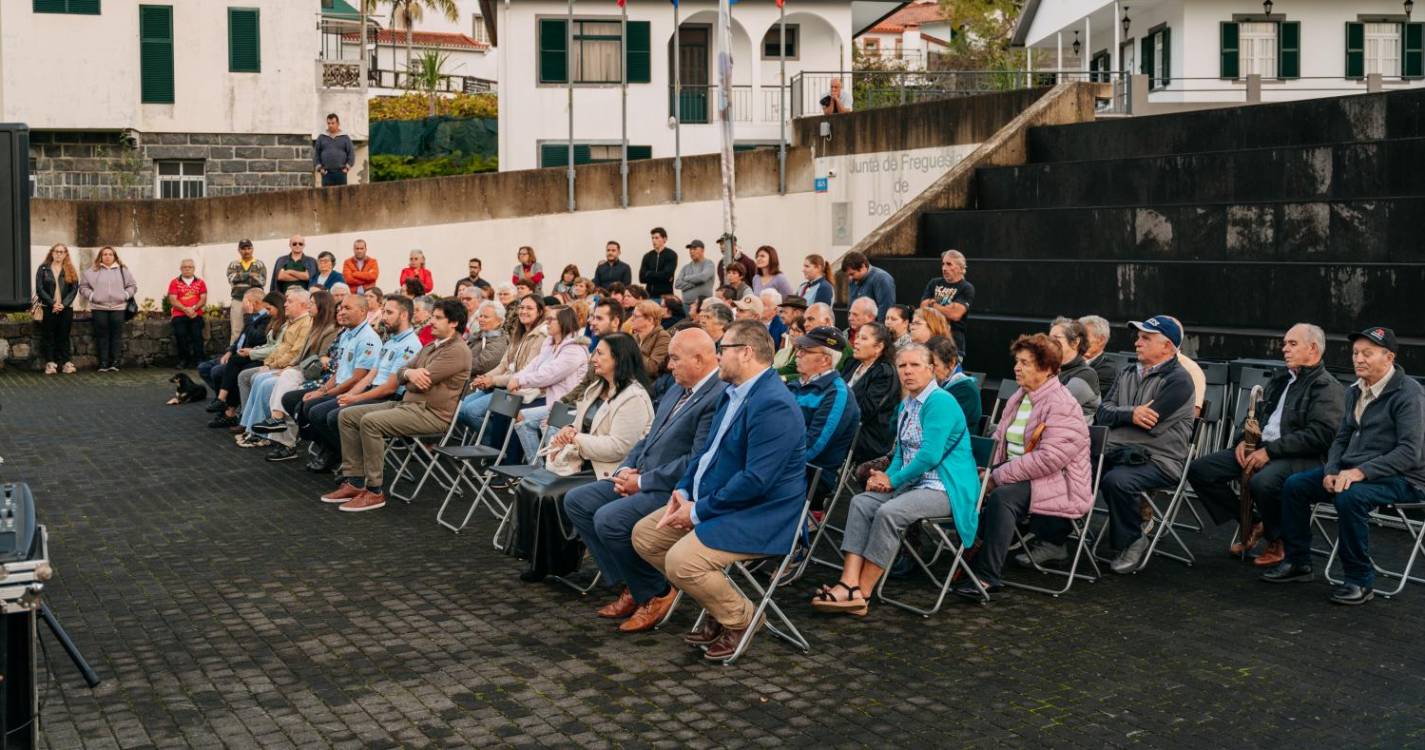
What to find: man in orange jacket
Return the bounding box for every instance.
[342,239,380,295]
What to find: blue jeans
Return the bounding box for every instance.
[514,405,553,463]
[240,371,279,432]
[563,480,670,603]
[1280,466,1425,586]
[199,357,224,392]
[458,390,493,433]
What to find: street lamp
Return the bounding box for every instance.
[1407,0,1416,22]
[1121,6,1132,36]
[1262,0,1273,15]
[1073,30,1081,57]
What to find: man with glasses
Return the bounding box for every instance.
[632,320,808,661]
[271,234,318,293]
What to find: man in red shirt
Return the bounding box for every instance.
[168,258,209,369]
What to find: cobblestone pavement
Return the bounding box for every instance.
[2,369,1424,748]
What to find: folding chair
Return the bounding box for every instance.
[1198,361,1229,449]
[1003,426,1108,596]
[490,401,578,485]
[1173,398,1222,533]
[1320,502,1425,598]
[964,371,986,389]
[434,389,525,538]
[786,427,861,584]
[1122,417,1206,572]
[876,435,998,616]
[387,380,473,504]
[1227,366,1276,451]
[984,379,1020,428]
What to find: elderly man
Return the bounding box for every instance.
[632,320,807,661]
[699,301,733,341]
[1187,324,1345,565]
[846,297,878,343]
[1265,327,1425,605]
[674,239,716,305]
[787,326,861,480]
[329,282,350,306]
[466,300,509,377]
[919,250,974,356]
[342,239,379,295]
[271,235,318,293]
[167,258,208,369]
[225,239,266,343]
[565,328,728,632]
[1079,315,1117,397]
[324,300,473,512]
[760,289,787,345]
[842,251,894,322]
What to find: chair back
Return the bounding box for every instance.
[970,435,999,510]
[488,389,525,419]
[986,379,1020,424]
[547,401,577,430]
[965,371,986,389]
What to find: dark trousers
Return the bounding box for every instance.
[1039,459,1175,550]
[221,357,258,406]
[171,315,206,365]
[38,306,74,363]
[321,170,348,187]
[305,396,344,453]
[1280,467,1425,586]
[199,357,224,392]
[1187,449,1316,542]
[564,481,669,603]
[969,481,1033,586]
[91,309,125,367]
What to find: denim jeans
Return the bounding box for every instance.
[457,390,493,433]
[514,404,554,463]
[1280,466,1425,586]
[240,371,280,432]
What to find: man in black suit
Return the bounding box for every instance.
[564,327,726,632]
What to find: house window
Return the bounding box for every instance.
[33,0,100,13]
[1240,22,1277,78]
[762,25,799,60]
[538,18,650,84]
[863,38,879,55]
[472,14,488,44]
[1141,26,1170,90]
[228,7,261,73]
[573,21,622,82]
[156,160,205,199]
[1365,23,1403,77]
[538,143,652,168]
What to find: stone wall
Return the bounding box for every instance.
[29,131,316,200]
[0,312,231,371]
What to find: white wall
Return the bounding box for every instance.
[498,0,853,171]
[0,0,328,135]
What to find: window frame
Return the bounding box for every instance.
[33,0,101,14]
[227,7,261,74]
[154,160,206,199]
[761,24,800,61]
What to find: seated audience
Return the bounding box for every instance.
[787,327,861,480]
[553,264,581,297]
[698,301,733,341]
[291,293,382,471]
[910,307,951,345]
[504,306,591,458]
[1049,316,1102,421]
[237,291,339,453]
[841,322,898,464]
[846,297,877,343]
[413,295,435,345]
[200,288,271,401]
[459,295,548,431]
[886,304,914,351]
[926,336,982,429]
[810,344,979,616]
[467,300,510,377]
[233,289,314,424]
[329,282,350,306]
[759,289,786,346]
[206,289,300,428]
[1079,314,1118,397]
[364,287,384,327]
[734,294,762,322]
[628,300,671,379]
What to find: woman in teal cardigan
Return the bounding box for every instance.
[811,344,980,616]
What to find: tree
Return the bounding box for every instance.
[364,0,459,82]
[412,50,452,116]
[935,0,1022,70]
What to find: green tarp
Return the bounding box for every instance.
[369,117,498,159]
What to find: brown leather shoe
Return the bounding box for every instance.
[703,615,765,661]
[1230,522,1264,556]
[596,588,636,619]
[1253,540,1285,567]
[619,588,678,633]
[683,619,723,646]
[321,482,365,504]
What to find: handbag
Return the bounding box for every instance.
[543,443,585,477]
[29,297,44,322]
[299,354,325,381]
[123,297,139,322]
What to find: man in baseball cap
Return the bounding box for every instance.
[786,326,861,495]
[1268,324,1425,605]
[1128,315,1183,349]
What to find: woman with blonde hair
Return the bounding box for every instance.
[35,243,79,374]
[78,245,137,372]
[909,307,951,345]
[512,246,544,294]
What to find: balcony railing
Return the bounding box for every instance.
[668,85,751,124]
[791,69,1086,117]
[318,60,363,89]
[369,68,496,94]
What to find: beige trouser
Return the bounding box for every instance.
[229,299,245,343]
[337,401,448,489]
[632,508,761,630]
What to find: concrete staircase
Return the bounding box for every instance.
[874,88,1425,377]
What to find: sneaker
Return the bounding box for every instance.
[1013,541,1069,568]
[207,414,238,428]
[265,445,299,462]
[205,399,225,413]
[252,418,287,434]
[237,435,270,449]
[339,491,386,512]
[321,482,365,504]
[1110,535,1151,575]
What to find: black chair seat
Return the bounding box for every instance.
[436,444,500,460]
[491,463,540,480]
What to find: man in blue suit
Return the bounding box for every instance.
[633,320,808,661]
[564,328,727,632]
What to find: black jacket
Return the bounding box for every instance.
[1235,361,1345,461]
[639,248,677,296]
[841,357,897,462]
[592,260,632,289]
[1087,352,1118,399]
[1327,365,1425,489]
[34,264,78,308]
[229,311,273,355]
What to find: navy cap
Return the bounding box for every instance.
[1349,326,1398,353]
[1129,315,1183,348]
[796,326,848,351]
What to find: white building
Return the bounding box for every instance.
[342,28,497,96]
[1013,0,1425,105]
[856,0,952,71]
[4,0,368,199]
[489,0,862,172]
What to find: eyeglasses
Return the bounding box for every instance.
[290,242,305,247]
[715,342,749,355]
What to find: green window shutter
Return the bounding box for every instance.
[625,21,650,83]
[1141,35,1155,86]
[1278,21,1300,79]
[1160,28,1171,86]
[1220,22,1239,78]
[1405,23,1424,79]
[33,0,66,11]
[627,145,652,160]
[1346,22,1365,79]
[539,143,563,168]
[228,8,260,73]
[35,0,100,12]
[68,0,100,12]
[538,18,567,84]
[139,5,174,104]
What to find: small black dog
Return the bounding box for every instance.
[167,373,208,405]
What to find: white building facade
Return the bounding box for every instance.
[3,0,367,199]
[493,0,855,172]
[1014,0,1425,105]
[855,0,952,71]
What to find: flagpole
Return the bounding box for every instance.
[673,0,682,203]
[566,0,575,212]
[620,0,629,208]
[716,0,736,267]
[777,0,786,195]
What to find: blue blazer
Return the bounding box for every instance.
[677,369,808,556]
[619,374,727,495]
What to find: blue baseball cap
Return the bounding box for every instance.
[1129,315,1183,348]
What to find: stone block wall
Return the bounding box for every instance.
[0,312,232,371]
[29,131,316,200]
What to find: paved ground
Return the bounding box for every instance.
[2,368,1425,749]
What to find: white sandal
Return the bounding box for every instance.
[43,362,57,375]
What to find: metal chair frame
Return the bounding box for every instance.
[433,389,525,539]
[386,380,474,504]
[790,427,863,583]
[984,379,1020,429]
[1319,502,1425,598]
[1003,426,1108,596]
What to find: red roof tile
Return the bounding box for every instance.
[868,1,948,34]
[342,29,488,50]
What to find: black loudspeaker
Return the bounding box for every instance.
[0,124,31,310]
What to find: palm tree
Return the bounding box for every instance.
[363,0,459,85]
[412,50,451,116]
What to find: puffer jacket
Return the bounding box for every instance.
[990,377,1094,518]
[78,264,137,311]
[511,334,589,404]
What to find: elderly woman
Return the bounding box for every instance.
[909,307,951,345]
[510,333,655,583]
[960,334,1092,598]
[927,336,982,430]
[1049,316,1102,421]
[811,344,980,616]
[458,295,548,431]
[507,306,593,459]
[628,299,671,378]
[398,249,433,296]
[840,322,898,464]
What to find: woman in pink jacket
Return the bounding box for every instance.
[957,333,1092,599]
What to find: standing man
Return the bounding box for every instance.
[674,239,716,305]
[271,235,318,293]
[455,257,493,298]
[1079,315,1118,398]
[313,113,355,187]
[593,241,633,289]
[842,251,895,322]
[631,320,807,661]
[639,227,677,297]
[1187,324,1344,565]
[919,250,975,356]
[1266,326,1425,605]
[342,239,379,295]
[715,238,757,286]
[167,259,208,369]
[225,239,266,343]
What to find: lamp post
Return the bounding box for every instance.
[1407,0,1416,21]
[1121,6,1131,37]
[1262,0,1273,16]
[1072,30,1081,58]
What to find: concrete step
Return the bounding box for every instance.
[974,138,1425,210]
[916,197,1425,264]
[1026,87,1425,163]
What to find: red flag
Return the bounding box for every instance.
[776,0,783,6]
[617,0,626,6]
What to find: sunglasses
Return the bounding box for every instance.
[290,242,305,247]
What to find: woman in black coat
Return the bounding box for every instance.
[840,322,898,463]
[34,244,80,374]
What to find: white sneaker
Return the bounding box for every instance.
[1013,541,1069,567]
